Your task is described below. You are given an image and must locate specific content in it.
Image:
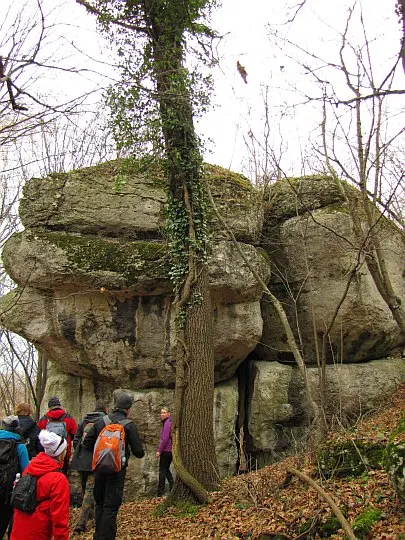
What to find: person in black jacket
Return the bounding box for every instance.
[71,400,107,534]
[15,402,41,459]
[82,393,144,540]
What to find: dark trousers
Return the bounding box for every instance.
[93,469,126,540]
[0,494,13,540]
[76,471,94,529]
[157,452,174,496]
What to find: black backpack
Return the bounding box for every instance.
[10,473,38,513]
[0,439,19,497]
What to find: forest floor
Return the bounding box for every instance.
[69,384,405,539]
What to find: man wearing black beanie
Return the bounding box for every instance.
[82,393,144,540]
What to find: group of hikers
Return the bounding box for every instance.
[0,394,174,540]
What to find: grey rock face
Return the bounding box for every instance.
[0,286,263,386]
[262,175,346,230]
[19,161,167,239]
[2,231,172,295]
[19,160,263,243]
[1,161,270,387]
[259,177,405,364]
[2,235,268,301]
[246,358,405,467]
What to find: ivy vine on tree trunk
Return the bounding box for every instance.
[76,0,220,502]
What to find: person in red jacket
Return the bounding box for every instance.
[10,430,70,540]
[37,396,77,474]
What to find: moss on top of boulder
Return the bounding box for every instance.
[264,175,348,227]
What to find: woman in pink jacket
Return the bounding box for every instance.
[11,430,69,540]
[155,407,174,497]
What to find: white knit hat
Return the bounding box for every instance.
[38,429,67,457]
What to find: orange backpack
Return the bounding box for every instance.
[92,416,131,474]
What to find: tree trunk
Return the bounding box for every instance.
[76,0,220,501]
[148,3,219,500]
[171,265,218,500]
[34,350,48,420]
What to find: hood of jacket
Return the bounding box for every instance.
[0,429,22,441]
[83,411,105,423]
[25,451,62,477]
[44,408,67,420]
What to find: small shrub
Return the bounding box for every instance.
[382,412,405,502]
[317,440,385,478]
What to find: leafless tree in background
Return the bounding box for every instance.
[0,2,116,416]
[0,0,115,150]
[240,4,405,421]
[0,0,118,418]
[396,0,405,72]
[0,108,117,418]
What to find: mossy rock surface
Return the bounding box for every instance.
[317,439,385,478]
[37,231,169,279]
[19,159,262,242]
[298,515,341,538]
[351,507,382,538]
[263,175,346,227]
[205,163,262,242]
[2,229,171,293]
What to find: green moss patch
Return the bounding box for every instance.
[31,230,170,285]
[351,507,382,538]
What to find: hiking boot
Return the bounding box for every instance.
[74,524,86,534]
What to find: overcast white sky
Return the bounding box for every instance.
[200,0,403,175]
[3,0,404,179]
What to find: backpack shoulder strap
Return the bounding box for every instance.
[119,419,132,428]
[102,415,111,427]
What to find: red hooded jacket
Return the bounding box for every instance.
[10,452,70,540]
[37,408,77,459]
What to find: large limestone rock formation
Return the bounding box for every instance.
[1,162,404,499]
[258,176,405,364]
[1,161,269,387]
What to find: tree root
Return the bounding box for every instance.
[172,428,209,504]
[287,467,356,540]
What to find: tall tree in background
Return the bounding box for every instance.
[262,4,405,408]
[397,0,405,72]
[77,0,219,502]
